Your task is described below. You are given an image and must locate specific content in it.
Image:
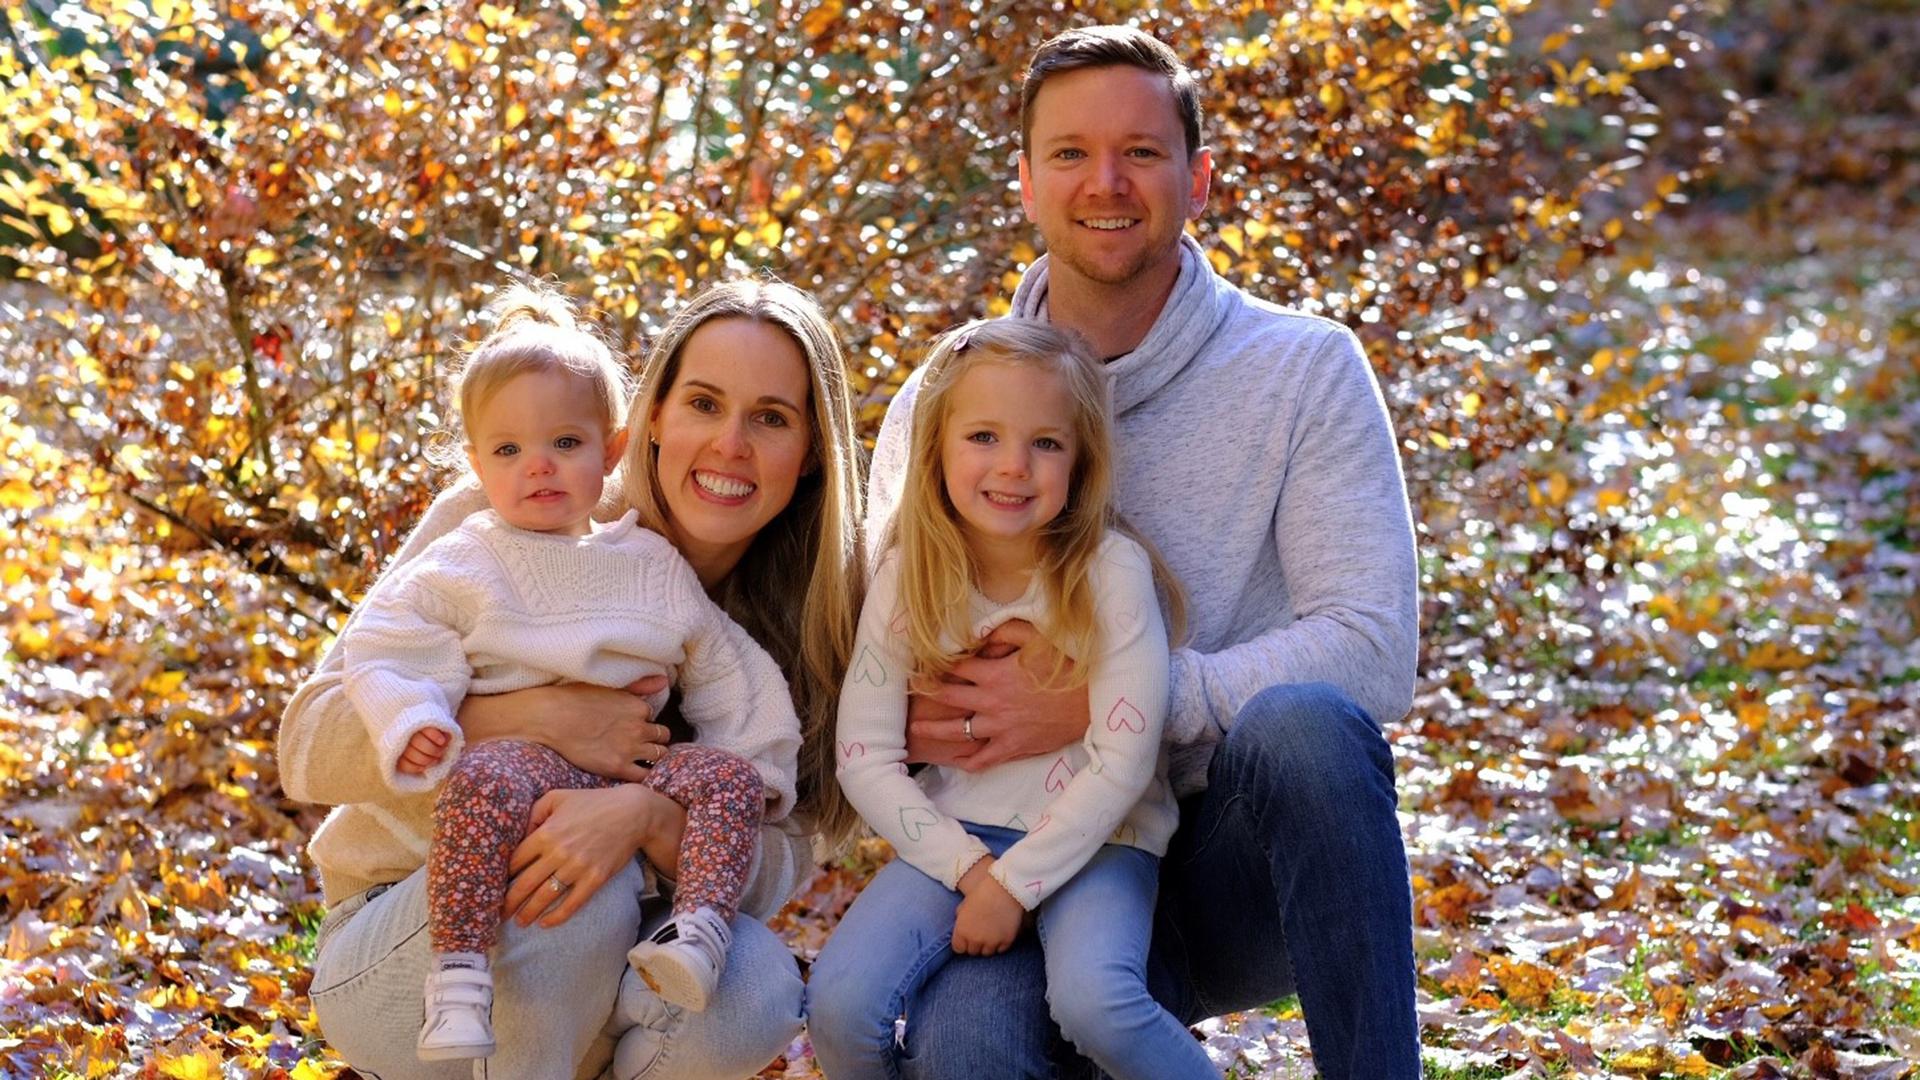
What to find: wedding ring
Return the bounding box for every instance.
[963,717,977,742]
[548,877,569,893]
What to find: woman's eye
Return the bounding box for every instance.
[555,435,582,450]
[690,395,719,413]
[757,410,788,428]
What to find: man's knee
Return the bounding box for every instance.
[1218,682,1391,794]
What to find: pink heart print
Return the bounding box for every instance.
[852,646,888,687]
[1033,814,1051,833]
[899,806,939,842]
[1105,698,1145,733]
[837,740,866,761]
[1026,880,1044,900]
[1045,757,1074,792]
[889,609,909,635]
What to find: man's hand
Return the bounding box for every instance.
[906,620,1090,772]
[952,856,1025,955]
[396,727,450,776]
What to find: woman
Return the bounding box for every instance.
[278,279,865,1079]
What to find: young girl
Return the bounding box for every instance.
[809,319,1216,1080]
[339,285,800,1061]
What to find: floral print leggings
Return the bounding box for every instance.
[427,739,766,954]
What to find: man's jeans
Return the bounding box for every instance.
[892,683,1421,1080]
[809,826,1215,1080]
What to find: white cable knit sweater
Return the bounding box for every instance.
[298,508,799,903]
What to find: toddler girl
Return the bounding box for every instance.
[341,285,799,1061]
[808,319,1214,1079]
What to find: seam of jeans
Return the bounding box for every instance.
[308,899,430,1000]
[888,930,960,1080]
[1236,774,1302,1028]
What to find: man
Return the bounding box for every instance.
[860,25,1422,1079]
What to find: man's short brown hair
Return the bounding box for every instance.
[1019,26,1203,160]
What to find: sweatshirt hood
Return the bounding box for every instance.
[1009,233,1238,414]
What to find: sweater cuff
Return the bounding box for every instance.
[940,836,994,892]
[1164,648,1226,750]
[987,861,1047,912]
[373,706,464,796]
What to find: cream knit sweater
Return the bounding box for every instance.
[297,509,799,903]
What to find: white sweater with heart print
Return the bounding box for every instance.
[835,530,1176,911]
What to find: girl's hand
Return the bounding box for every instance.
[501,783,686,927]
[911,620,1089,772]
[952,877,1025,956]
[397,728,450,775]
[458,677,672,782]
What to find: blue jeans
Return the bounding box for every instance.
[888,683,1420,1080]
[808,825,1215,1080]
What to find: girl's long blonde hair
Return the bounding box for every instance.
[622,280,866,851]
[893,318,1184,686]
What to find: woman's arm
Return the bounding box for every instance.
[456,681,669,783]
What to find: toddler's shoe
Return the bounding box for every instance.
[626,906,731,1011]
[417,965,496,1060]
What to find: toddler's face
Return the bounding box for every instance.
[466,369,625,535]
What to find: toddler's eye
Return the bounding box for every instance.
[493,443,519,457]
[555,435,582,450]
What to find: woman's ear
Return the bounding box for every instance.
[604,427,631,473]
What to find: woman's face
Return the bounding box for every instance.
[648,317,814,585]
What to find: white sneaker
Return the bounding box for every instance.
[626,907,731,1011]
[418,965,496,1060]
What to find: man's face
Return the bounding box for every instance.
[1018,64,1211,294]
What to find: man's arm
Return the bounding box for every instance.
[1166,326,1418,745]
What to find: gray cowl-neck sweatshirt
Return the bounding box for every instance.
[866,235,1418,795]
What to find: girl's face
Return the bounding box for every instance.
[939,359,1078,562]
[465,368,625,536]
[648,317,814,585]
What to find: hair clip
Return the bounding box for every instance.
[951,328,976,354]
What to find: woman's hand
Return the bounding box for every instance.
[906,621,1089,772]
[501,783,688,928]
[458,676,672,782]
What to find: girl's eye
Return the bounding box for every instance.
[493,443,519,457]
[1034,437,1064,452]
[555,435,581,450]
[966,431,996,445]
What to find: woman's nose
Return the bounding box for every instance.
[712,415,751,457]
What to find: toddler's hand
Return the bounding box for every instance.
[952,874,1024,956]
[398,727,450,775]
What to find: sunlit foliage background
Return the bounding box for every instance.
[1,0,1915,1076]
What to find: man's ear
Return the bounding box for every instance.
[604,426,631,473]
[1186,147,1213,219]
[1017,151,1037,221]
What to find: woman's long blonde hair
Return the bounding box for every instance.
[622,280,865,851]
[893,318,1184,686]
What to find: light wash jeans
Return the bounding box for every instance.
[889,684,1422,1080]
[308,860,803,1080]
[808,824,1216,1080]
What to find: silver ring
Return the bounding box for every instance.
[963,717,977,742]
[548,877,568,893]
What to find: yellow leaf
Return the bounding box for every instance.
[384,310,403,337]
[289,1059,334,1080]
[383,88,402,118]
[146,670,186,696]
[1590,348,1614,375]
[1546,472,1570,504]
[1318,83,1345,114]
[45,203,74,236]
[1597,489,1626,513]
[158,1047,222,1080]
[801,0,844,37]
[1218,223,1244,256]
[1460,392,1481,418]
[0,477,38,510]
[1428,431,1453,450]
[758,218,783,247]
[506,101,527,129]
[246,247,277,267]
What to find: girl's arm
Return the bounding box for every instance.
[988,535,1170,910]
[835,557,993,889]
[278,479,490,807]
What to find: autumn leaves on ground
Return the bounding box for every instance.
[2,2,1916,1078]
